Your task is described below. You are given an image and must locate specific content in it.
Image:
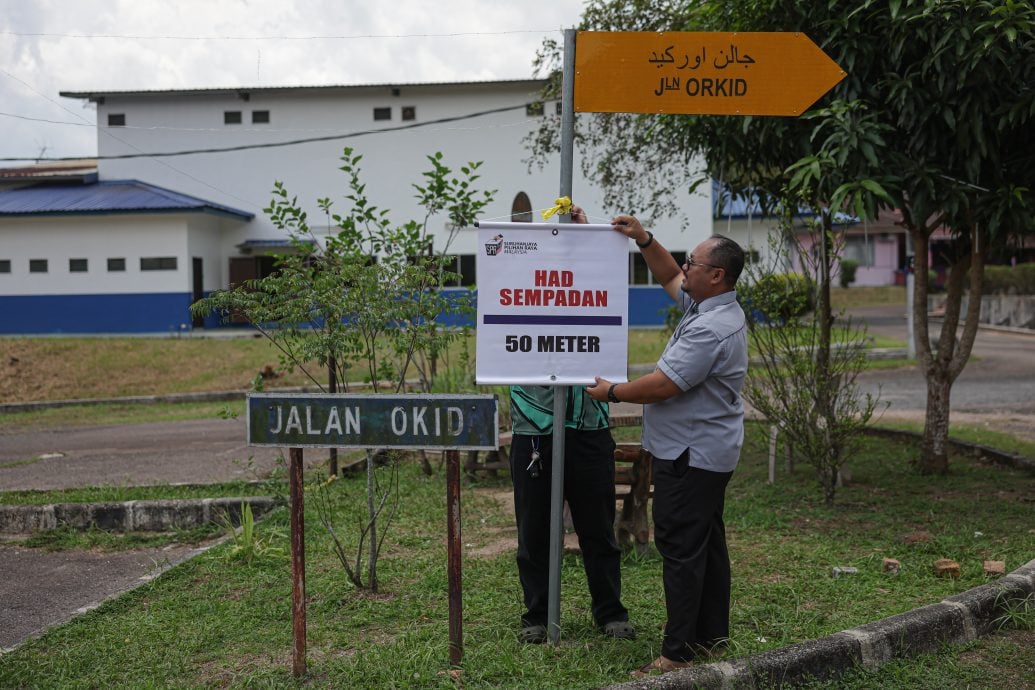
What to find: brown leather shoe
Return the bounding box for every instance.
[630,655,693,677]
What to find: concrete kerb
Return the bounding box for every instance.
[0,496,282,535]
[607,558,1035,690]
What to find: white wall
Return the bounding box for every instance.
[186,216,229,292]
[0,214,192,295]
[88,81,712,275]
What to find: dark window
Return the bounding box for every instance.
[556,102,563,115]
[29,259,48,273]
[108,113,126,127]
[252,110,270,124]
[373,107,392,121]
[630,251,685,285]
[0,259,10,273]
[441,255,476,287]
[526,102,545,117]
[631,253,649,285]
[141,257,178,271]
[107,257,126,272]
[511,192,533,223]
[224,111,242,125]
[458,254,476,286]
[69,258,88,272]
[401,106,416,121]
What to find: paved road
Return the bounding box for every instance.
[850,306,1035,442]
[0,417,319,492]
[0,543,203,651]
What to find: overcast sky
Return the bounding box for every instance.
[1,0,586,165]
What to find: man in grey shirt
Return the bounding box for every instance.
[587,215,747,677]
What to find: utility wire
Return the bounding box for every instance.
[0,102,538,162]
[1,67,264,208]
[0,28,561,41]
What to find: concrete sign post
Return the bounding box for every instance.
[247,392,498,675]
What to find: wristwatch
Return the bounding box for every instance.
[607,383,620,403]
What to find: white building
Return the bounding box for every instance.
[1,79,713,333]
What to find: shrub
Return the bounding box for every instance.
[981,263,1035,295]
[838,259,859,288]
[739,272,815,324]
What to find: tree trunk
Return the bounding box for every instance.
[920,376,951,474]
[910,216,987,473]
[366,449,378,592]
[815,213,834,420]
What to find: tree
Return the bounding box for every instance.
[191,148,494,590]
[531,0,1035,474]
[742,223,884,506]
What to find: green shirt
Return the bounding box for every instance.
[510,385,610,435]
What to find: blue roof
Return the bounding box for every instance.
[0,180,253,220]
[712,181,857,225]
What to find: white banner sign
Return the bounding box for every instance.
[475,222,629,385]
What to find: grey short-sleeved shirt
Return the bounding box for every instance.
[642,290,748,472]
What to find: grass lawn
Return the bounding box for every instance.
[1,426,1031,688]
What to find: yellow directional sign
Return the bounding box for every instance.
[575,31,847,116]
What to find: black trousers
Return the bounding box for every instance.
[652,455,734,662]
[511,428,628,627]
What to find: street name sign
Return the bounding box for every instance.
[246,393,498,450]
[575,31,846,116]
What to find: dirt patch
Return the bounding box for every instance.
[463,488,517,559]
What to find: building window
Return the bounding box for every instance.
[108,113,126,127]
[69,258,88,272]
[511,192,533,223]
[401,106,416,121]
[141,257,178,271]
[441,255,476,287]
[0,259,10,273]
[252,110,270,124]
[843,236,875,267]
[373,107,392,121]
[630,251,685,285]
[29,259,48,273]
[224,111,242,125]
[526,102,545,117]
[107,258,126,272]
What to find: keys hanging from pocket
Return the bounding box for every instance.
[526,449,541,478]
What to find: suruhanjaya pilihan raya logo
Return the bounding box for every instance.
[485,234,540,257]
[485,234,504,256]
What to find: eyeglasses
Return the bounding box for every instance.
[683,255,724,271]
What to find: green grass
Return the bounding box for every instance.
[1,429,1031,688]
[796,629,1035,689]
[0,400,244,432]
[873,418,1035,459]
[18,523,224,551]
[0,481,283,506]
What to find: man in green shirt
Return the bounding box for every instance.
[509,384,634,643]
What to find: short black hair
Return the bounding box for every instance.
[707,234,745,287]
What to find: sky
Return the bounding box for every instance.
[0,0,587,165]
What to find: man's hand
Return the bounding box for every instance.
[585,375,612,402]
[611,214,649,244]
[570,204,589,224]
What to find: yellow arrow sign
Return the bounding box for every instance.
[575,31,846,117]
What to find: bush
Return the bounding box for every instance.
[981,263,1035,295]
[739,272,815,324]
[839,259,859,288]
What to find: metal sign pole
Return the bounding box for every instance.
[289,447,306,678]
[547,27,578,646]
[446,449,463,666]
